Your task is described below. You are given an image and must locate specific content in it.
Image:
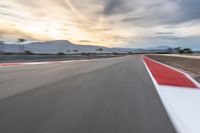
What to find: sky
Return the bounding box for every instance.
[0,0,200,49]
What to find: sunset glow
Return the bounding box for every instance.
[0,0,200,48]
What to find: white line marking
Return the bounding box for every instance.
[0,57,120,67]
[159,86,200,133]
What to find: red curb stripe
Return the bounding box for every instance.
[0,63,22,67]
[143,57,198,88]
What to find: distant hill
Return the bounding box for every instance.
[24,40,109,53]
[0,40,174,54]
[143,46,171,50]
[0,40,133,54]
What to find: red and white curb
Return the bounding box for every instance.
[142,56,200,133]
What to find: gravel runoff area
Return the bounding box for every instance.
[147,54,200,83]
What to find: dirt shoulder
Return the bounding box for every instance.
[156,54,200,59]
[146,55,200,83]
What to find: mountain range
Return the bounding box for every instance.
[0,40,173,54]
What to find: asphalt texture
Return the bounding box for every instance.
[0,55,176,133]
[0,55,121,63]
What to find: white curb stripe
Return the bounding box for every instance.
[142,57,200,133]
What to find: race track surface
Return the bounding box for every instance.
[0,55,176,133]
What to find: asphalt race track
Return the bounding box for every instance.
[0,55,176,133]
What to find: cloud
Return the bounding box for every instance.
[0,0,200,48]
[155,32,174,35]
[102,0,132,15]
[102,0,200,26]
[179,0,200,22]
